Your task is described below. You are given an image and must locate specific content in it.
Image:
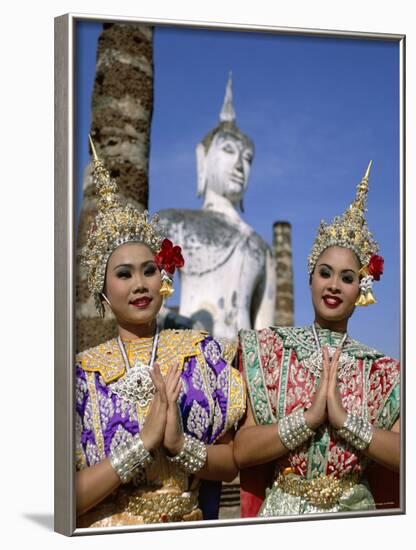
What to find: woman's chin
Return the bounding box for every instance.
[314,310,350,330]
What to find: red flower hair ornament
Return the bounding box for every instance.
[356,254,384,306]
[154,239,185,275]
[367,254,384,281]
[154,239,185,298]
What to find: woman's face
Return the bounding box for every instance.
[104,242,163,334]
[310,246,361,331]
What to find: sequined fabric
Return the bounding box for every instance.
[259,480,375,517]
[75,329,246,527]
[239,326,400,516]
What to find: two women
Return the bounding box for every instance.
[76,147,400,525]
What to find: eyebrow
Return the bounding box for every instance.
[112,260,156,271]
[217,134,248,148]
[317,263,357,274]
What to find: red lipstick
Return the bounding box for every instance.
[322,295,342,309]
[130,297,152,309]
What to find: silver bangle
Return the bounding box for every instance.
[166,434,207,474]
[109,434,154,484]
[337,412,374,451]
[277,408,315,451]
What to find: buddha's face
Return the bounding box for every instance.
[203,130,254,203]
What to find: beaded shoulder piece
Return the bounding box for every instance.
[76,329,209,383]
[272,326,383,361]
[76,339,125,384]
[216,337,238,365]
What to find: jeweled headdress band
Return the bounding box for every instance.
[80,136,181,315]
[308,161,384,306]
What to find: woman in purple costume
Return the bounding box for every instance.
[75,140,246,528]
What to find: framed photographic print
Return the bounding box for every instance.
[55,12,405,536]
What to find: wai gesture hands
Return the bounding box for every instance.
[139,362,184,454]
[305,347,348,431]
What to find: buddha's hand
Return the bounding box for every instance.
[326,346,348,429]
[140,362,168,452]
[304,346,331,430]
[163,363,185,456]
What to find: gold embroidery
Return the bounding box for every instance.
[75,449,86,470]
[146,448,189,491]
[75,409,87,470]
[218,337,238,365]
[86,371,105,459]
[77,484,202,527]
[78,340,125,383]
[124,330,207,423]
[78,330,244,448]
[77,330,208,385]
[224,368,246,435]
[125,329,207,376]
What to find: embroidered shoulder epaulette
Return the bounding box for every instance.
[76,330,209,384]
[343,336,384,359]
[154,329,208,374]
[76,338,124,383]
[272,326,383,360]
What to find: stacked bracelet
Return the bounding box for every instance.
[277,408,315,451]
[337,412,374,451]
[167,434,207,474]
[109,434,154,484]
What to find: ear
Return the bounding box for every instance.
[196,143,207,198]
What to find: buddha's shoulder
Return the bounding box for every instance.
[158,208,224,226]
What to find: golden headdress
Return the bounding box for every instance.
[308,161,384,306]
[80,136,179,316]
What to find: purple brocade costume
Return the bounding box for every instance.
[75,329,246,527]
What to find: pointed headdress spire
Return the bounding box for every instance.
[219,71,236,123]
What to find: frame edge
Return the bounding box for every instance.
[54,13,76,537]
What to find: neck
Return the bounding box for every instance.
[202,189,241,219]
[313,317,348,333]
[118,319,158,340]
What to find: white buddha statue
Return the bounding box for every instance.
[158,74,276,340]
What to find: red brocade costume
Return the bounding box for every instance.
[238,326,400,517]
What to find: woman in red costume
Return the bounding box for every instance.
[234,162,400,517]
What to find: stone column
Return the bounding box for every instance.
[273,221,294,326]
[76,23,154,352]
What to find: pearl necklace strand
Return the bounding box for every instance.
[117,323,160,371]
[311,323,347,353]
[303,324,355,379]
[110,324,160,406]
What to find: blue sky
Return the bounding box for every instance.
[76,21,401,358]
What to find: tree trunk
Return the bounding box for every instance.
[76,23,154,352]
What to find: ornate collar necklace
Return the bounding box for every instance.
[303,324,356,379]
[311,323,347,352]
[110,325,160,406]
